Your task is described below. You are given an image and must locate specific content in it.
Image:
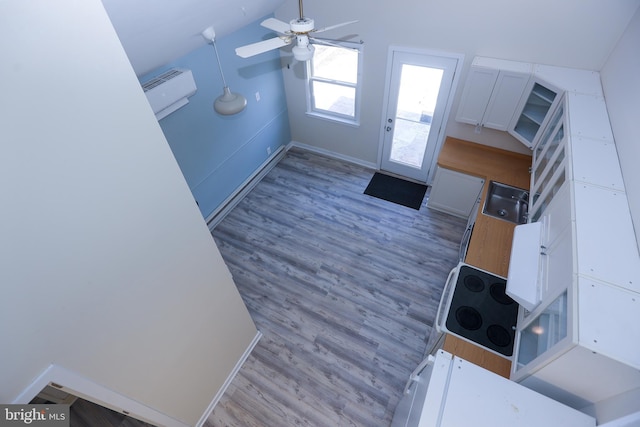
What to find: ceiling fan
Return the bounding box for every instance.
[235,0,358,62]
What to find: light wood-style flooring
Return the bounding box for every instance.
[208,148,466,426]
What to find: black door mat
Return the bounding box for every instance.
[364,172,428,210]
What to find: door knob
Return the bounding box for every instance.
[386,126,392,132]
[388,118,393,123]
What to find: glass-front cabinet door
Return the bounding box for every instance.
[533,100,564,171]
[529,95,568,222]
[509,79,562,148]
[515,291,569,371]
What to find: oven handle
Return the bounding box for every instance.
[435,265,458,333]
[458,223,473,262]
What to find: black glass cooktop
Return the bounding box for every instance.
[445,265,518,356]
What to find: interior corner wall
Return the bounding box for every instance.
[0,1,257,425]
[275,0,639,169]
[139,18,291,220]
[601,6,640,249]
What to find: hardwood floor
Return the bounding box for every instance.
[208,148,466,426]
[69,399,154,427]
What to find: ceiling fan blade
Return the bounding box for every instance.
[260,17,291,34]
[309,38,360,56]
[235,37,291,58]
[309,37,352,49]
[312,20,358,34]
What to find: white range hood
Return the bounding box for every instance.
[506,221,543,311]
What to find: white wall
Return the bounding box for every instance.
[276,0,639,170]
[601,6,640,248]
[0,1,257,425]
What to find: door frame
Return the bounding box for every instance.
[377,46,464,184]
[13,364,189,427]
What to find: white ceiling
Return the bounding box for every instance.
[102,0,640,78]
[101,0,284,76]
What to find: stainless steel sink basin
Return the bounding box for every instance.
[482,181,529,224]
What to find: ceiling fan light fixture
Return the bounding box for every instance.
[292,37,315,61]
[292,44,315,62]
[214,86,247,115]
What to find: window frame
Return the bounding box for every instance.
[305,39,363,127]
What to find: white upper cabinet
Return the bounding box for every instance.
[456,57,532,131]
[510,72,640,408]
[509,78,563,148]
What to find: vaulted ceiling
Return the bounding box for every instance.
[101,0,284,76]
[103,0,639,79]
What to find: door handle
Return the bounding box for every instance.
[386,126,392,132]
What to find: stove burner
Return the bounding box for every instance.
[487,324,511,347]
[456,306,482,331]
[490,282,515,305]
[463,275,485,292]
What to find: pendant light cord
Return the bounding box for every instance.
[211,40,228,88]
[201,25,247,115]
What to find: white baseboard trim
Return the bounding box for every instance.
[287,140,378,170]
[206,147,286,231]
[13,364,188,427]
[196,331,263,427]
[206,142,378,232]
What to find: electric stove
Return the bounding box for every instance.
[438,263,519,357]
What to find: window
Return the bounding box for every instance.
[306,40,363,125]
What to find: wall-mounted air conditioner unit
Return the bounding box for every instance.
[142,68,197,120]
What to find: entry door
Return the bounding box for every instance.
[380,50,460,182]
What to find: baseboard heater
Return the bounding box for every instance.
[142,68,197,120]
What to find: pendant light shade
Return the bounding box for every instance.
[214,87,247,115]
[201,26,247,115]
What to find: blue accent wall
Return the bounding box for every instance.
[139,17,290,219]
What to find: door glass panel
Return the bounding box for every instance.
[389,65,444,168]
[381,51,459,182]
[516,292,568,369]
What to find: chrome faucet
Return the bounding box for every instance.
[511,193,529,205]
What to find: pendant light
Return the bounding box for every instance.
[201,26,247,115]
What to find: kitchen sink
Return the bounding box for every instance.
[482,181,529,224]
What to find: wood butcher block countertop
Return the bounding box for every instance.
[437,137,532,378]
